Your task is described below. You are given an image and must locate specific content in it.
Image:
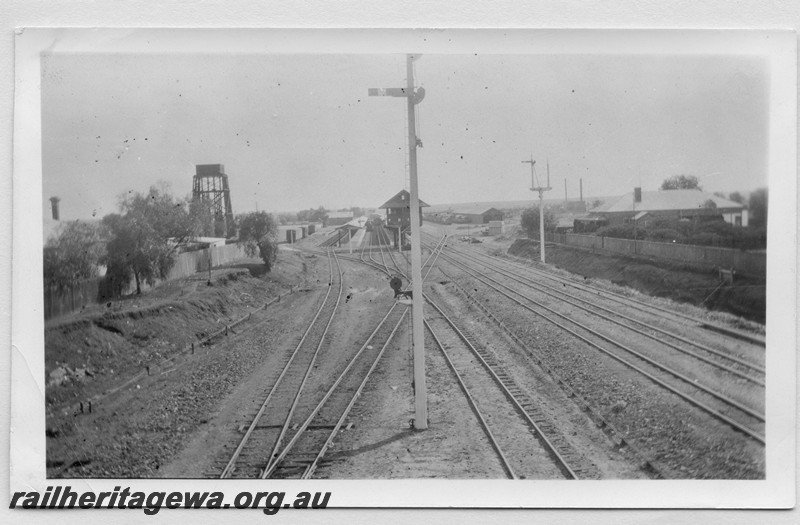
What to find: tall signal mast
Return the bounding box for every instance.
[523,154,552,263]
[369,54,428,430]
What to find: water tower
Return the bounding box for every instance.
[192,164,235,238]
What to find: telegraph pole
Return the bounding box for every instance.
[523,155,551,263]
[369,54,428,430]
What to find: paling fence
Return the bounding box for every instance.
[44,243,249,320]
[546,233,766,278]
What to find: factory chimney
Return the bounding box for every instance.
[49,196,61,221]
[580,179,583,203]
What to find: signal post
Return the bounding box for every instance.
[369,54,428,430]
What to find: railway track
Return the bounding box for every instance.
[264,304,408,479]
[219,248,345,478]
[219,235,446,479]
[446,245,764,384]
[332,233,670,478]
[350,234,603,478]
[432,263,666,478]
[456,240,765,347]
[424,293,599,479]
[434,246,765,445]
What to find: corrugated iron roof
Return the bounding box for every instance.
[593,189,746,213]
[379,189,430,209]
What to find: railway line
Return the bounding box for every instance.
[265,304,408,479]
[219,232,443,479]
[347,234,641,479]
[445,243,764,384]
[219,248,346,478]
[213,222,763,480]
[423,293,598,479]
[456,238,765,348]
[431,240,765,445]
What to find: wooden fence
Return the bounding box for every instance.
[44,243,250,320]
[546,233,766,278]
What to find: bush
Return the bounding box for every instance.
[594,224,646,240]
[646,229,684,243]
[238,211,279,271]
[520,206,557,238]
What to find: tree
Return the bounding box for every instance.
[520,206,557,239]
[748,188,768,228]
[238,211,279,271]
[277,212,297,225]
[43,220,104,290]
[188,198,217,238]
[702,199,718,210]
[310,206,328,223]
[728,191,745,204]
[296,206,327,224]
[660,175,701,191]
[103,186,193,295]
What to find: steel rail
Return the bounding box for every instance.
[424,293,579,479]
[219,248,341,478]
[263,305,407,479]
[260,233,446,477]
[302,306,408,479]
[456,244,766,355]
[433,264,666,479]
[424,318,518,479]
[261,249,346,476]
[458,243,765,348]
[438,251,766,444]
[448,247,764,382]
[377,223,402,274]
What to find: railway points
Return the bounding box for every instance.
[46,220,767,481]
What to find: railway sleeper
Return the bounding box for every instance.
[439,265,668,480]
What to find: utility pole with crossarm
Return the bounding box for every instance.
[368,54,428,430]
[523,155,552,263]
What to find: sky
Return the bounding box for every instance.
[41,51,769,222]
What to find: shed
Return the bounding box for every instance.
[449,205,505,224]
[488,220,505,235]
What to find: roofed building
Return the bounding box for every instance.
[379,189,429,248]
[574,189,748,233]
[379,190,429,230]
[448,205,505,224]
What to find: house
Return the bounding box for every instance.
[577,189,748,231]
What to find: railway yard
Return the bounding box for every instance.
[45,222,766,480]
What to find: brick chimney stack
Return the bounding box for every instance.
[49,197,61,221]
